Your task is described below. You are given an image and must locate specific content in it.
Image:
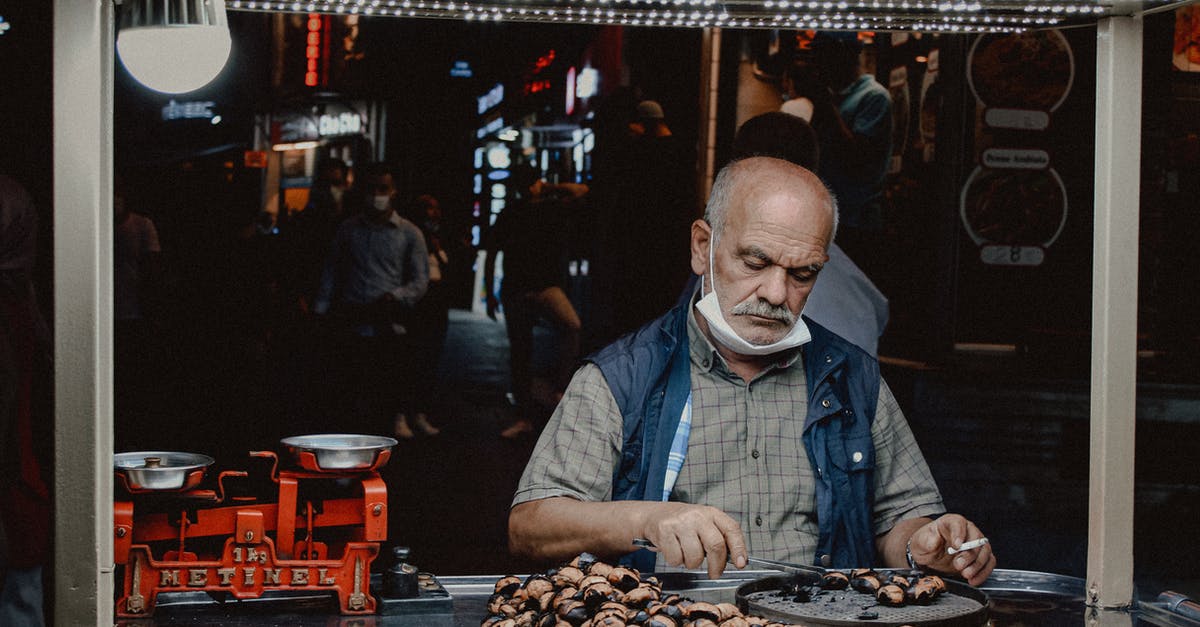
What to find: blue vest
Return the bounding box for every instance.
[589,304,880,572]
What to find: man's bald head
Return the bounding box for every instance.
[703,157,838,246]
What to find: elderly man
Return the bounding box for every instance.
[508,157,995,586]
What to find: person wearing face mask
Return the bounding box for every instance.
[508,157,995,587]
[312,162,429,437]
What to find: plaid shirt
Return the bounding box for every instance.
[513,307,945,567]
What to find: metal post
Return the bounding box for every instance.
[697,27,721,208]
[53,0,114,624]
[1087,14,1141,610]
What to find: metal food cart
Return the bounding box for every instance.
[49,0,1195,623]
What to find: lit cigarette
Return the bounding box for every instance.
[947,537,989,555]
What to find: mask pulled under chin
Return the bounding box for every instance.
[694,291,812,356]
[694,240,812,356]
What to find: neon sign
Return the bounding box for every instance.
[304,14,326,87]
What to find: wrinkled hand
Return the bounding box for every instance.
[486,294,499,321]
[638,503,746,580]
[908,514,996,586]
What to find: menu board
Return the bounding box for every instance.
[961,30,1074,267]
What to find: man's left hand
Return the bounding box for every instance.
[907,514,996,586]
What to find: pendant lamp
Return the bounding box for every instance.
[117,0,232,94]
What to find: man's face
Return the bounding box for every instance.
[365,173,395,213]
[692,165,833,346]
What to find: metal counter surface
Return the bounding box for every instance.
[123,569,1200,626]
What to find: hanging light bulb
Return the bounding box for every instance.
[117,0,232,94]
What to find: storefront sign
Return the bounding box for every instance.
[451,60,473,78]
[162,100,216,121]
[318,111,361,137]
[565,67,576,116]
[476,116,505,139]
[273,102,368,143]
[477,83,504,115]
[576,67,599,100]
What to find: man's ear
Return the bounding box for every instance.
[690,219,712,277]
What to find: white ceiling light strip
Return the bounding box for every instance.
[227,0,1186,31]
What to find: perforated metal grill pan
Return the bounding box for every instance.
[736,573,989,626]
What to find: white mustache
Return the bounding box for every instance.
[730,298,795,325]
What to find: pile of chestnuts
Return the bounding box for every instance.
[481,553,795,627]
[819,568,946,607]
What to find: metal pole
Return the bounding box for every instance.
[697,27,721,208]
[1087,14,1141,610]
[53,0,114,624]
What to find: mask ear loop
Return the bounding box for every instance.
[706,221,716,296]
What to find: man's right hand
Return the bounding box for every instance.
[509,498,747,580]
[636,502,747,580]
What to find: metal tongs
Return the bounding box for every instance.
[632,538,822,575]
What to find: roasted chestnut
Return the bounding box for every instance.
[714,602,741,621]
[850,574,882,594]
[553,566,586,588]
[683,601,722,622]
[820,571,850,590]
[606,567,640,592]
[876,583,907,606]
[494,575,522,598]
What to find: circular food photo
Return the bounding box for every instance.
[968,30,1074,111]
[960,166,1068,247]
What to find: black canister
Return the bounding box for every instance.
[383,546,420,598]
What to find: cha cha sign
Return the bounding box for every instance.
[273,102,369,144]
[319,111,362,137]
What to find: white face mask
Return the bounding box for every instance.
[371,194,392,213]
[694,237,811,356]
[330,186,345,203]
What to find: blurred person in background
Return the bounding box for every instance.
[807,32,892,280]
[313,162,429,437]
[0,174,51,627]
[483,165,586,440]
[399,193,454,437]
[598,100,697,342]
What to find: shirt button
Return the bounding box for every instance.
[852,451,863,463]
[821,399,832,408]
[751,449,760,459]
[755,516,763,527]
[820,554,832,567]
